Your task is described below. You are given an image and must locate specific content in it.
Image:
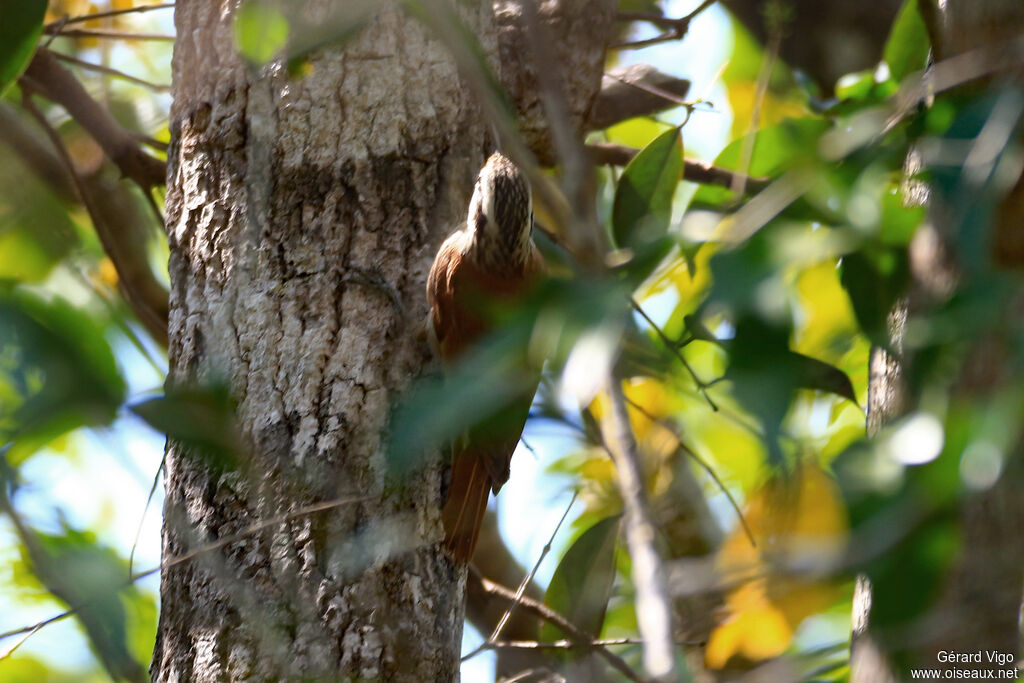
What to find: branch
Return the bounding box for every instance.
[587,142,771,193]
[518,0,604,262]
[492,637,660,650]
[586,64,690,132]
[21,47,166,193]
[465,512,548,676]
[19,94,170,346]
[44,27,175,41]
[602,377,677,681]
[612,1,718,50]
[917,0,945,61]
[473,571,646,683]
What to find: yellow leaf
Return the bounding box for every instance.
[706,581,793,668]
[793,260,858,359]
[623,377,669,441]
[728,81,810,139]
[707,464,848,668]
[97,256,119,289]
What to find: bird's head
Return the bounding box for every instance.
[467,152,534,270]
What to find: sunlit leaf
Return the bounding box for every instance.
[692,118,828,207]
[835,70,876,102]
[234,1,290,65]
[0,0,46,96]
[883,0,930,83]
[708,465,848,669]
[605,117,672,151]
[611,127,682,248]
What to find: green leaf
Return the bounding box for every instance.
[835,70,876,102]
[884,0,930,83]
[788,351,857,403]
[610,235,675,291]
[692,118,828,207]
[234,1,290,65]
[0,289,125,462]
[541,515,620,643]
[19,525,147,681]
[879,186,925,246]
[612,127,682,248]
[0,0,46,96]
[131,382,241,472]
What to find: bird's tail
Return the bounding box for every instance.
[442,453,491,562]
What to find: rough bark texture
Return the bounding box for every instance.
[495,0,617,166]
[152,1,498,679]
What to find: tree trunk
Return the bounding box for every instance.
[151,1,497,679]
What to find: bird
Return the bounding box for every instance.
[426,152,545,562]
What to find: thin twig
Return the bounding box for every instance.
[492,637,649,650]
[606,69,692,108]
[45,27,175,41]
[519,437,539,459]
[630,298,718,411]
[621,395,755,547]
[21,48,167,192]
[0,624,43,661]
[0,495,368,643]
[603,377,676,681]
[473,573,646,683]
[128,452,167,577]
[488,491,578,643]
[46,2,175,29]
[50,51,170,92]
[612,1,718,50]
[733,13,782,197]
[462,491,579,663]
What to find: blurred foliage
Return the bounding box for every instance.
[0,0,46,95]
[2,0,1023,681]
[1,1,170,680]
[541,515,620,645]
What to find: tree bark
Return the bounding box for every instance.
[151,2,497,679]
